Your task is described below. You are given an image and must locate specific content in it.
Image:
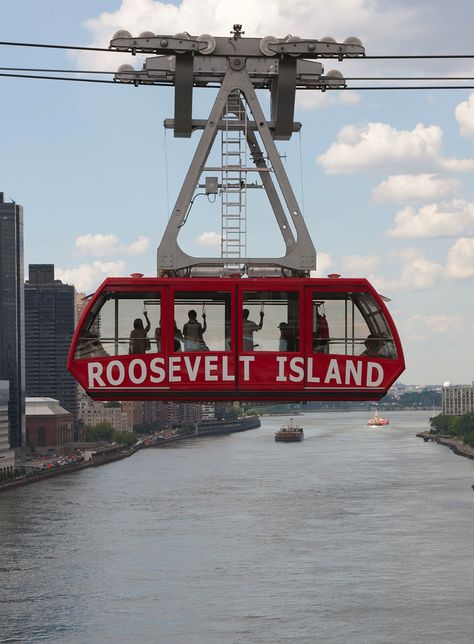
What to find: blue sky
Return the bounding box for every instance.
[1,0,474,386]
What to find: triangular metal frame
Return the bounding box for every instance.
[157,63,316,276]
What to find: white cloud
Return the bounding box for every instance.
[317,122,474,175]
[76,0,419,70]
[127,236,151,254]
[296,90,361,111]
[371,248,443,292]
[404,313,465,343]
[56,261,126,292]
[75,233,118,256]
[196,231,221,248]
[342,254,381,276]
[445,237,474,279]
[75,233,151,256]
[455,92,474,138]
[387,199,474,239]
[373,174,460,204]
[310,252,332,277]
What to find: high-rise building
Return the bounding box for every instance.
[0,193,25,455]
[0,381,16,467]
[442,383,474,415]
[24,264,77,418]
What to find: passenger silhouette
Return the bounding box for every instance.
[183,309,207,351]
[129,311,151,354]
[242,308,264,351]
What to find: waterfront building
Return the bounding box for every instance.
[24,264,78,419]
[78,390,131,434]
[201,403,216,420]
[26,397,73,450]
[0,193,25,456]
[0,381,16,467]
[442,383,474,415]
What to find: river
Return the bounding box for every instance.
[1,410,474,644]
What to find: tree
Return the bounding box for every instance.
[459,413,474,436]
[112,430,135,446]
[430,414,452,434]
[85,422,115,442]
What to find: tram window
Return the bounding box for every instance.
[174,291,232,352]
[75,292,161,358]
[242,291,299,351]
[312,293,396,358]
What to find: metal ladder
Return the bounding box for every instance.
[221,90,248,261]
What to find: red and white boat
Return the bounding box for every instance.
[367,413,390,427]
[275,418,304,442]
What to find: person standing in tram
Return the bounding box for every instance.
[174,321,184,352]
[129,311,151,354]
[183,309,207,351]
[154,325,161,352]
[313,303,330,353]
[242,308,264,351]
[277,322,296,351]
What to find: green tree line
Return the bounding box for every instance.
[84,422,136,446]
[430,412,474,447]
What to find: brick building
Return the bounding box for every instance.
[26,397,74,450]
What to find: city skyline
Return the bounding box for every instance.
[1,0,474,385]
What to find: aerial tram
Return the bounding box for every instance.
[68,26,405,402]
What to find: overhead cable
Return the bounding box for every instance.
[2,38,474,60]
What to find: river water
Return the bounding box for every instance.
[1,410,474,644]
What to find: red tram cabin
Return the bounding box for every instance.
[68,275,405,402]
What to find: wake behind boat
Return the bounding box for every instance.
[275,418,304,442]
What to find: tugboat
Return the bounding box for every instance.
[367,412,390,427]
[275,418,304,442]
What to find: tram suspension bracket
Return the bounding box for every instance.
[109,28,363,275]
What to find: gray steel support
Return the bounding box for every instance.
[157,64,315,275]
[174,52,194,137]
[271,57,297,140]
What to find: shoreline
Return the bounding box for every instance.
[417,432,474,460]
[0,417,260,493]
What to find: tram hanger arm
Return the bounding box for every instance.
[157,65,315,273]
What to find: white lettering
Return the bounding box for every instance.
[129,359,147,384]
[169,356,182,382]
[184,355,201,381]
[367,362,384,387]
[276,356,287,382]
[222,356,235,381]
[324,359,342,384]
[289,357,305,382]
[306,357,320,383]
[345,360,362,386]
[106,360,125,386]
[150,357,165,383]
[88,362,105,387]
[239,355,255,381]
[205,355,219,381]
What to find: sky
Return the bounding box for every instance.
[1,0,474,386]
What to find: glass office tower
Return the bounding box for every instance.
[25,264,77,417]
[0,192,25,455]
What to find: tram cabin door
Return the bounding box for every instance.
[237,284,304,396]
[169,286,236,395]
